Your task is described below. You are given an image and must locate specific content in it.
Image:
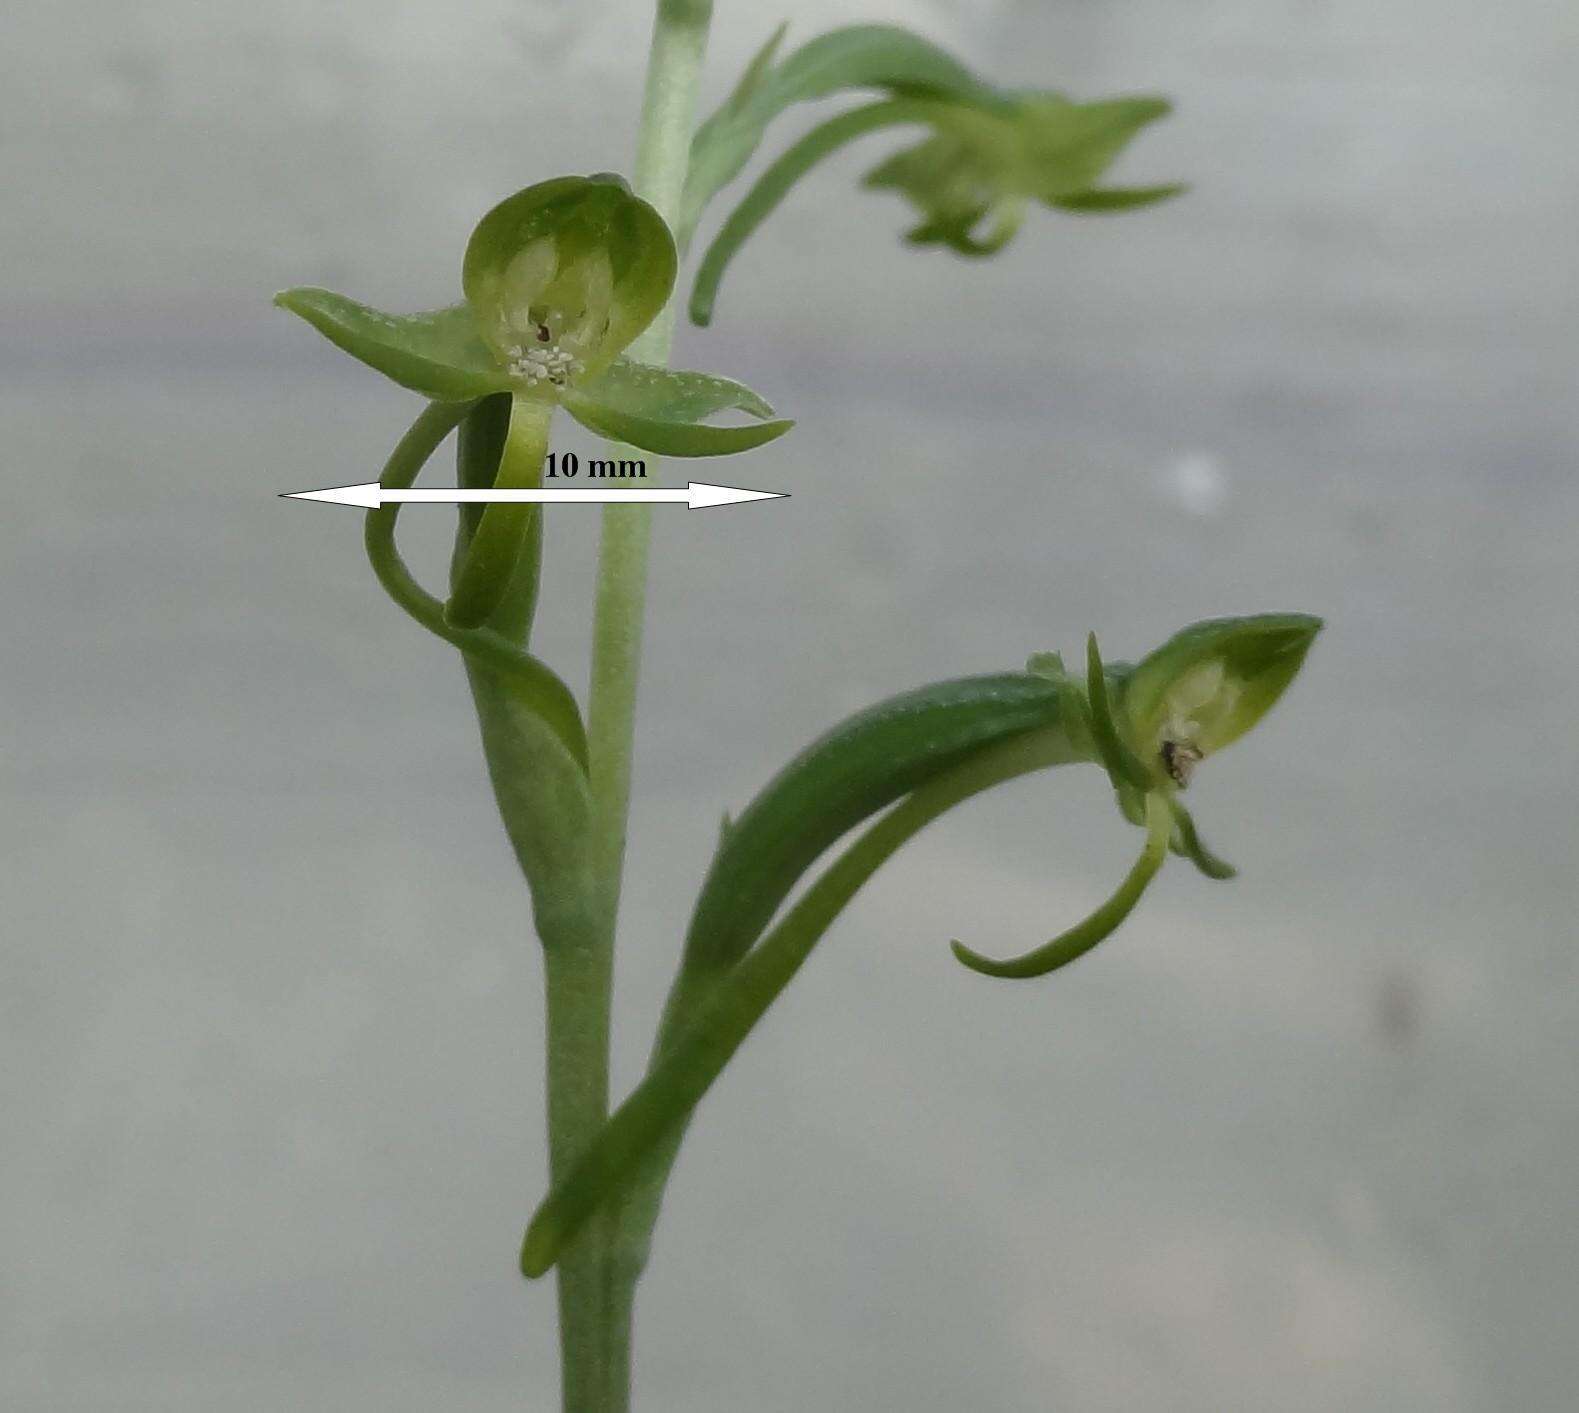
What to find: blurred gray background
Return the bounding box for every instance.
[4,1,1576,1409]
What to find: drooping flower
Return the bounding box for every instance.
[862,93,1184,257]
[953,614,1322,978]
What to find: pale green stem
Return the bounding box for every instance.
[556,2,716,1410]
[585,0,715,902]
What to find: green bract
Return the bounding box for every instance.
[275,174,792,457]
[685,25,1181,324]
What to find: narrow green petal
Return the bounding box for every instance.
[274,289,509,400]
[1168,798,1237,880]
[950,790,1172,979]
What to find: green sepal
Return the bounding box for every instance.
[462,175,676,379]
[574,357,777,422]
[273,290,510,401]
[1015,95,1175,202]
[1121,613,1323,764]
[560,368,792,457]
[680,23,1006,246]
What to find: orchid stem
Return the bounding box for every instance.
[540,3,716,1410]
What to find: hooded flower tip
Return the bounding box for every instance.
[462,176,677,395]
[1121,614,1322,786]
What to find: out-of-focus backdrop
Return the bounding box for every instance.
[4,1,1576,1409]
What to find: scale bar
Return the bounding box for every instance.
[280,481,787,510]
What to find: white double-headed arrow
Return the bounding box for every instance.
[281,481,787,510]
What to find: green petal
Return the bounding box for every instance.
[274,290,510,401]
[950,789,1172,979]
[561,368,792,457]
[864,130,1008,240]
[461,175,676,378]
[904,200,1026,256]
[1167,798,1237,880]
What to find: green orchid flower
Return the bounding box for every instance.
[952,614,1322,977]
[277,173,792,627]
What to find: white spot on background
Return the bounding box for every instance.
[1159,451,1231,518]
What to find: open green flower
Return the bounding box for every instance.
[277,173,790,454]
[277,174,792,626]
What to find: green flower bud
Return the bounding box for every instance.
[1118,614,1323,786]
[462,174,677,393]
